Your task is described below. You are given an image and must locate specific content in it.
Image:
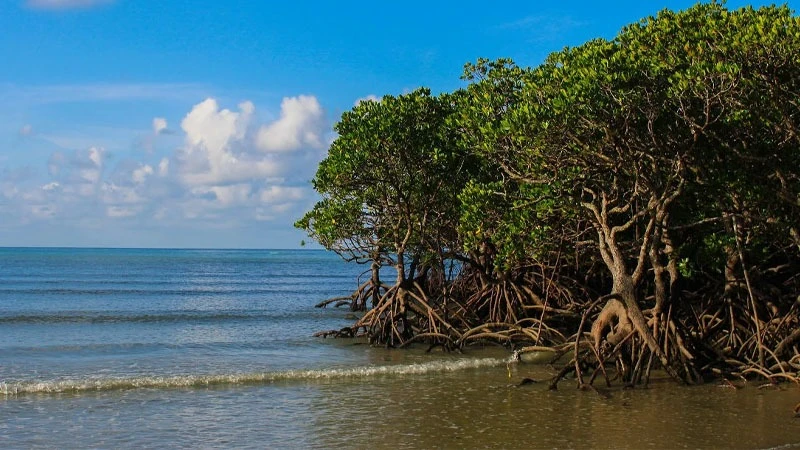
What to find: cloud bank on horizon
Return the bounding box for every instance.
[1,91,334,248]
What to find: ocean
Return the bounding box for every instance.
[1,248,799,449]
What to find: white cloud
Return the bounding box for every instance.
[258,185,305,204]
[100,183,144,205]
[354,94,379,106]
[191,184,253,208]
[76,147,104,184]
[177,98,282,187]
[106,205,137,218]
[256,95,326,152]
[26,0,113,9]
[252,186,307,222]
[0,94,330,247]
[152,117,168,135]
[45,147,105,198]
[182,98,251,155]
[158,158,169,176]
[19,124,33,136]
[86,146,102,167]
[132,164,154,184]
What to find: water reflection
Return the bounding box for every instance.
[307,364,800,449]
[2,365,800,449]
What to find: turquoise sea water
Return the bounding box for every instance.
[2,248,800,449]
[1,248,369,383]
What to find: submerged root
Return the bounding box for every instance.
[461,279,547,326]
[313,327,355,338]
[315,280,389,311]
[591,298,633,354]
[311,254,800,388]
[315,296,355,308]
[348,283,463,348]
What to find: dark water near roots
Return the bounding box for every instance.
[1,247,800,449]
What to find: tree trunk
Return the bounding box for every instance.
[370,259,381,308]
[396,251,406,286]
[612,269,685,383]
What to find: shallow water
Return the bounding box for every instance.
[3,357,800,449]
[2,248,800,449]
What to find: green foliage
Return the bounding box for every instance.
[297,88,477,270]
[677,258,694,279]
[299,0,800,299]
[295,1,800,382]
[457,1,800,281]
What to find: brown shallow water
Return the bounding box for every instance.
[308,352,800,449]
[3,347,800,449]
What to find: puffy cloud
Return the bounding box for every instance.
[46,147,104,186]
[3,149,107,226]
[158,158,169,176]
[176,98,282,187]
[258,185,305,204]
[152,117,168,135]
[191,184,253,208]
[0,94,330,247]
[77,147,104,184]
[253,186,307,222]
[181,98,251,155]
[354,94,379,106]
[86,146,102,167]
[256,95,326,152]
[26,0,113,10]
[131,164,154,184]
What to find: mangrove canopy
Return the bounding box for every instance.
[297,2,800,388]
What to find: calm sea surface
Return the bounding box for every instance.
[1,247,799,449]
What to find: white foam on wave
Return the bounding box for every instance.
[0,357,506,396]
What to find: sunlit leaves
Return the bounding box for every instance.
[298,88,474,267]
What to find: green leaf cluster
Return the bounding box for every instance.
[299,1,800,291]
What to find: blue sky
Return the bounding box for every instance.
[0,0,794,248]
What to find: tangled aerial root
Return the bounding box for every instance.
[313,255,800,390]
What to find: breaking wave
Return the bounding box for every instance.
[0,357,506,396]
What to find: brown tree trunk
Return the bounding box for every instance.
[370,259,381,308]
[723,245,740,298]
[396,251,406,286]
[663,229,681,311]
[612,272,684,383]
